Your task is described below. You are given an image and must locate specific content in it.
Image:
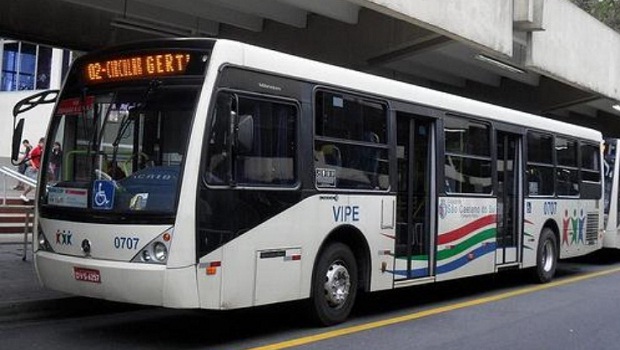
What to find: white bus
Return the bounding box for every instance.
[603,138,620,248]
[21,39,604,325]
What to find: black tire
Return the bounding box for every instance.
[533,227,558,283]
[309,243,358,326]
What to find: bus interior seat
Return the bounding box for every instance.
[317,144,342,167]
[241,157,294,184]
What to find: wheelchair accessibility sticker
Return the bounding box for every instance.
[92,180,115,210]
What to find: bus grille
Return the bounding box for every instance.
[586,213,599,244]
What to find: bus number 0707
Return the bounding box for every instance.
[114,237,140,250]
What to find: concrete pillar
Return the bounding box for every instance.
[50,48,64,89]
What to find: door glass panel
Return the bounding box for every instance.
[497,131,520,264]
[395,114,432,279]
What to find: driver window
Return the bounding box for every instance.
[205,91,298,187]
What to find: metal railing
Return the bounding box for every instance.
[0,166,36,205]
[0,166,36,260]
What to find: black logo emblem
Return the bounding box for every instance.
[81,239,91,255]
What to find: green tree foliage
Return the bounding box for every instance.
[571,0,620,31]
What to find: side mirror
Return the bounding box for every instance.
[11,119,24,165]
[236,114,254,154]
[11,89,59,165]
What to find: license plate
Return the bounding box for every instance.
[74,267,101,283]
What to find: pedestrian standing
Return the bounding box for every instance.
[49,142,62,181]
[13,139,32,190]
[21,137,44,203]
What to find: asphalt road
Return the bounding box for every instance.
[1,251,620,350]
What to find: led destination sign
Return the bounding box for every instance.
[85,53,191,83]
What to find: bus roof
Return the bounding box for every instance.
[212,39,601,142]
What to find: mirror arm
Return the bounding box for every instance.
[11,89,60,165]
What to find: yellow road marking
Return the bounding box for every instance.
[250,266,620,350]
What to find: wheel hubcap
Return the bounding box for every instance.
[323,261,351,308]
[542,240,555,272]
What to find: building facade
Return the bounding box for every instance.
[0,38,72,161]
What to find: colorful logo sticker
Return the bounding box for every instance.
[55,229,73,245]
[562,209,586,246]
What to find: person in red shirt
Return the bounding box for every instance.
[21,137,45,203]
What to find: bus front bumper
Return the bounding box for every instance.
[34,252,199,308]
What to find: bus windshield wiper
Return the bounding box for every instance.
[109,80,161,171]
[80,87,97,159]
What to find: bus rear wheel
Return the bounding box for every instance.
[533,227,558,283]
[310,242,358,326]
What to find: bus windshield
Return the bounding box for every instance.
[40,81,200,218]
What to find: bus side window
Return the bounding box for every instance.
[443,116,492,194]
[314,90,389,190]
[527,132,554,196]
[527,168,540,195]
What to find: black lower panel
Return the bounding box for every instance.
[197,188,302,257]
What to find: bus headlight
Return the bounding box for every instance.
[153,242,167,261]
[131,227,173,265]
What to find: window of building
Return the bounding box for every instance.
[36,46,52,89]
[1,41,19,91]
[18,43,36,90]
[0,39,55,91]
[443,116,492,194]
[314,90,389,190]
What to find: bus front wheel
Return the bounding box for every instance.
[310,242,358,326]
[533,227,558,283]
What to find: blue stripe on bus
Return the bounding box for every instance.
[389,242,497,277]
[436,242,497,275]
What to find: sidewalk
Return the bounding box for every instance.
[0,244,74,323]
[0,244,70,318]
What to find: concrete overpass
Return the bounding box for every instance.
[2,0,620,135]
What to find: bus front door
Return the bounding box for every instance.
[496,131,522,265]
[395,114,433,280]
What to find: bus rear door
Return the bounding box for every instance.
[395,112,434,280]
[496,130,523,266]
